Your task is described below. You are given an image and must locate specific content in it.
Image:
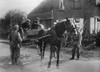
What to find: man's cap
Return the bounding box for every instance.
[13,24,19,29]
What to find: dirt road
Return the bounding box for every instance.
[0,40,100,72]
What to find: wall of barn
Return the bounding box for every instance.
[28,0,100,34]
[52,0,100,34]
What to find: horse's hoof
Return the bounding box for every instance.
[48,66,50,68]
[41,58,43,61]
[69,58,74,60]
[56,66,59,69]
[47,65,50,69]
[39,53,41,56]
[47,67,50,71]
[76,58,80,60]
[56,65,59,69]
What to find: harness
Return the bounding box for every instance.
[50,27,63,41]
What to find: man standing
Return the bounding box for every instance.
[70,25,81,60]
[8,24,22,65]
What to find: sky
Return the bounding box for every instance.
[0,0,43,18]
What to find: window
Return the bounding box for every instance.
[90,17,100,34]
[75,19,80,23]
[96,0,100,6]
[73,0,81,9]
[59,0,65,11]
[74,0,80,1]
[96,17,100,32]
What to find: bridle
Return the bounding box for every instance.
[54,20,75,38]
[63,20,75,33]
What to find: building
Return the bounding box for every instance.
[28,0,100,34]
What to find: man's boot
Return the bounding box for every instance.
[76,53,80,60]
[70,52,75,60]
[76,48,80,60]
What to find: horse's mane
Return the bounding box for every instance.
[56,19,67,24]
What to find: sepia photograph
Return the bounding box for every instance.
[0,0,100,72]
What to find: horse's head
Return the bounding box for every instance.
[54,18,76,37]
[64,18,76,34]
[21,19,31,30]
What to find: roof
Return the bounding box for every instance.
[28,12,53,21]
[28,0,98,21]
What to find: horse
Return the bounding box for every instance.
[34,24,50,56]
[34,18,75,68]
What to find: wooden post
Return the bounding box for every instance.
[51,10,54,27]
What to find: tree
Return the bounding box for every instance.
[4,9,27,32]
[0,18,6,33]
[0,9,27,39]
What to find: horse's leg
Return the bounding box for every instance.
[39,44,42,56]
[54,46,57,58]
[52,46,55,58]
[36,45,40,55]
[48,45,53,68]
[37,40,43,60]
[43,42,46,59]
[53,46,57,58]
[40,42,44,61]
[56,44,61,68]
